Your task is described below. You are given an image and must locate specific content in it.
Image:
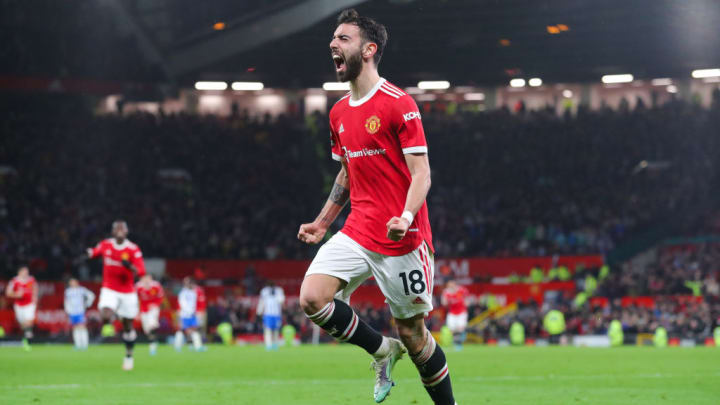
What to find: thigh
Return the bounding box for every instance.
[116,292,139,319]
[305,232,372,304]
[371,242,434,319]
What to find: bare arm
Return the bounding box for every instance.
[387,153,432,241]
[298,161,350,244]
[5,281,16,298]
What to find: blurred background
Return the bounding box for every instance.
[1,0,720,347]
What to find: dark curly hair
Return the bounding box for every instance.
[336,9,388,66]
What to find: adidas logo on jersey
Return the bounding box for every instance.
[413,297,425,304]
[339,123,345,133]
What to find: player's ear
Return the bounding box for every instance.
[363,42,377,60]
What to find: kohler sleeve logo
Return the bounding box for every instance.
[403,111,421,122]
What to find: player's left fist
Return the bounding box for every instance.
[386,216,410,242]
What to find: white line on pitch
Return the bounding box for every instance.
[10,372,719,390]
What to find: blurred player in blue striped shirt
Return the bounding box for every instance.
[64,278,95,350]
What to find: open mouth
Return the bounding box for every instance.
[332,53,346,73]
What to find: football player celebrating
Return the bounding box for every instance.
[87,220,146,370]
[298,9,457,404]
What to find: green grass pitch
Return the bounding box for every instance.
[1,344,718,404]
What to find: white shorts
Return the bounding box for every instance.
[14,304,36,324]
[305,232,434,319]
[140,306,160,333]
[446,312,468,332]
[98,287,139,319]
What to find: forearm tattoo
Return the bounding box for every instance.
[329,182,350,206]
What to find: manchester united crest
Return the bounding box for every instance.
[365,115,381,134]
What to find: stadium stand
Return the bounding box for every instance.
[1,92,719,343]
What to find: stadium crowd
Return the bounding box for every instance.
[2,91,719,280]
[599,241,720,297]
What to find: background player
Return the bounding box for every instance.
[441,280,469,351]
[297,9,457,404]
[256,280,285,350]
[5,266,38,351]
[136,274,164,355]
[64,278,95,350]
[174,277,205,352]
[87,220,146,370]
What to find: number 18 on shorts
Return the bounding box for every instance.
[305,232,434,319]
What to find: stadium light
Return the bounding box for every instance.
[404,87,425,94]
[562,89,573,98]
[417,81,451,90]
[323,82,351,91]
[528,78,542,87]
[651,78,672,86]
[601,74,634,84]
[509,78,526,88]
[194,81,228,91]
[231,82,264,91]
[691,68,720,78]
[666,85,678,93]
[464,92,485,101]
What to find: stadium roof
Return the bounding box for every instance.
[8,0,720,89]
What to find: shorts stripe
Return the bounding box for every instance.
[420,245,431,296]
[423,243,433,294]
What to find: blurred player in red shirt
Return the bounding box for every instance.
[87,220,146,370]
[136,274,164,355]
[297,9,456,404]
[5,266,38,351]
[195,283,207,339]
[441,280,470,351]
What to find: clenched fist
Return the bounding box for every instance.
[298,222,327,245]
[386,216,410,242]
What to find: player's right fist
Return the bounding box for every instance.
[297,222,326,245]
[86,248,93,258]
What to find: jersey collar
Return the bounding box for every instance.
[348,77,386,107]
[111,239,131,250]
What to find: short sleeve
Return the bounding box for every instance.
[90,241,104,258]
[330,124,343,162]
[394,96,428,154]
[132,248,147,277]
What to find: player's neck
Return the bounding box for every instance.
[349,68,381,101]
[115,237,125,244]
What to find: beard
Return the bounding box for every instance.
[335,48,363,82]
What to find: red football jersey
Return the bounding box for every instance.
[195,286,207,312]
[9,276,36,306]
[136,280,164,313]
[329,78,434,256]
[442,286,469,315]
[90,238,146,293]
